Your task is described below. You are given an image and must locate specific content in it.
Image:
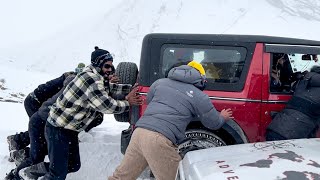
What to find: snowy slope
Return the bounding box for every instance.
[1,0,320,76]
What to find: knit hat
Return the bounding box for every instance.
[187,60,207,91]
[187,61,206,76]
[75,63,86,74]
[91,46,113,67]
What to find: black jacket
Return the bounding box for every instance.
[33,72,73,104]
[267,71,320,139]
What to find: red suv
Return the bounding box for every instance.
[116,33,320,154]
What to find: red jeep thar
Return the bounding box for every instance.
[115,33,320,154]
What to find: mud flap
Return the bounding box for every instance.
[121,127,132,154]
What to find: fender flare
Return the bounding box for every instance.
[221,119,249,144]
[187,119,248,144]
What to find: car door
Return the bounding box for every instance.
[261,43,320,140]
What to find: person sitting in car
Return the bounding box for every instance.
[266,65,320,141]
[275,54,293,92]
[270,65,281,92]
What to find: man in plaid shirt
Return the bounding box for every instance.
[38,47,142,180]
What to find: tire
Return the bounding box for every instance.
[178,129,226,158]
[114,62,138,122]
[115,62,138,85]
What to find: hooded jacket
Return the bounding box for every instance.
[267,70,320,139]
[136,65,225,144]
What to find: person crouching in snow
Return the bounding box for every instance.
[109,61,233,180]
[5,73,77,180]
[35,47,141,180]
[4,63,105,180]
[6,69,78,165]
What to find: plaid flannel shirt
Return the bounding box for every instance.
[47,65,131,132]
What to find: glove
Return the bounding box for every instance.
[84,112,104,132]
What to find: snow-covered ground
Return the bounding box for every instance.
[1,0,320,179]
[0,101,152,179]
[0,68,152,179]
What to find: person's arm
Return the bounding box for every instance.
[86,76,131,114]
[33,74,66,103]
[109,83,132,96]
[195,93,226,130]
[146,79,160,105]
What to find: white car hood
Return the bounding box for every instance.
[179,138,320,180]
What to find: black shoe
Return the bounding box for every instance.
[7,135,20,162]
[19,162,48,180]
[11,147,30,167]
[4,169,20,180]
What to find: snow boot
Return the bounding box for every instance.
[11,147,30,167]
[4,169,21,180]
[7,135,20,162]
[7,135,20,151]
[19,162,49,180]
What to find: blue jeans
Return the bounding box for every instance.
[43,122,80,180]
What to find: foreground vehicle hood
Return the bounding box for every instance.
[178,138,320,180]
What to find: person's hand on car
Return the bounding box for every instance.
[131,83,139,90]
[125,87,143,105]
[220,108,233,121]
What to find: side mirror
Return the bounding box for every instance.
[302,54,312,61]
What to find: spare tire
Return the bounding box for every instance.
[114,62,138,122]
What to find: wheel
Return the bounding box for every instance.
[115,62,138,85]
[114,62,138,122]
[178,129,226,158]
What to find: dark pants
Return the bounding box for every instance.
[29,112,48,163]
[266,130,287,141]
[14,113,48,176]
[11,94,42,150]
[43,122,81,180]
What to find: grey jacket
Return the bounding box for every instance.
[136,65,225,144]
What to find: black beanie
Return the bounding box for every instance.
[91,47,113,67]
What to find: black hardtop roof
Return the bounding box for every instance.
[145,33,320,46]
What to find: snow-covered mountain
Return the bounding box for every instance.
[1,0,320,76]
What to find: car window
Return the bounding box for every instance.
[162,46,247,84]
[270,53,320,93]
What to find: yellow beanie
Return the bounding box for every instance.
[187,61,206,76]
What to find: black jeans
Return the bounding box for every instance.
[14,112,48,176]
[43,122,81,180]
[12,94,42,150]
[29,112,48,163]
